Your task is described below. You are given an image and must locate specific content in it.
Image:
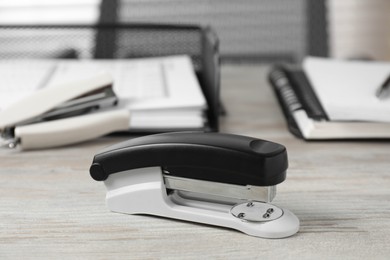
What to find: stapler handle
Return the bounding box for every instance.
[90,132,288,186]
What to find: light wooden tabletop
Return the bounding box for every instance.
[1,65,389,259]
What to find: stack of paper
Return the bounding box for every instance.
[303,57,390,123]
[269,56,390,140]
[294,57,390,139]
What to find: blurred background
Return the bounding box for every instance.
[0,0,389,62]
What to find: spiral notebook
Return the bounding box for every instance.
[269,57,390,140]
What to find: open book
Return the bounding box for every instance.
[0,55,207,131]
[269,57,390,140]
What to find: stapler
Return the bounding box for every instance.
[0,73,130,150]
[89,132,299,238]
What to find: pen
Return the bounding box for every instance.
[376,74,390,100]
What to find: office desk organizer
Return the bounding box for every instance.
[0,23,220,133]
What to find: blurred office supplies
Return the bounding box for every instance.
[89,132,299,239]
[269,57,390,140]
[46,56,207,129]
[0,73,128,150]
[0,23,220,133]
[0,55,209,149]
[0,55,207,128]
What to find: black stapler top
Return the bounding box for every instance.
[90,132,288,186]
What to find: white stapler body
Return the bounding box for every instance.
[90,132,299,238]
[0,73,130,150]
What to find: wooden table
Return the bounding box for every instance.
[1,65,389,259]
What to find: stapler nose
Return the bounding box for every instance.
[90,132,299,238]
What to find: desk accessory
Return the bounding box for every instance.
[89,132,299,238]
[269,57,390,140]
[0,73,129,150]
[0,23,220,133]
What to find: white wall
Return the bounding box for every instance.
[0,0,100,24]
[0,0,101,59]
[118,0,308,61]
[327,0,390,60]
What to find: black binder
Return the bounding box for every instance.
[268,64,327,139]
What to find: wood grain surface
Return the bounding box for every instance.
[1,65,389,259]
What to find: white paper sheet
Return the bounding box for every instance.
[303,57,390,122]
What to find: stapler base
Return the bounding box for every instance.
[103,167,299,239]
